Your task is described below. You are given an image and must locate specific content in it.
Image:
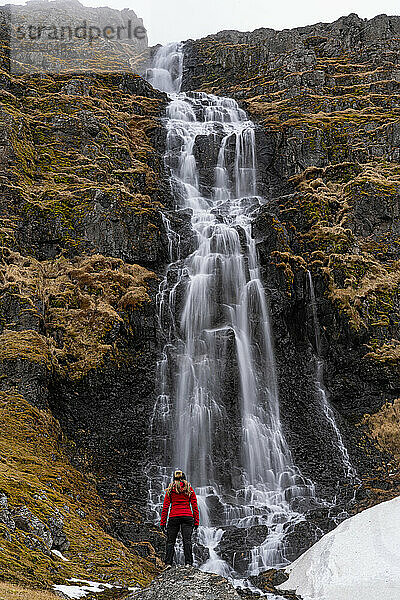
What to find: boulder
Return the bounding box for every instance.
[47,513,70,552]
[216,525,269,574]
[130,566,241,599]
[0,493,15,532]
[13,506,53,549]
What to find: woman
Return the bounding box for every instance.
[160,469,199,567]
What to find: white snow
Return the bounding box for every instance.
[51,549,70,561]
[277,496,400,600]
[53,577,142,598]
[53,584,88,599]
[53,578,118,598]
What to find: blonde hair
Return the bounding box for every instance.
[166,479,192,496]
[166,470,192,497]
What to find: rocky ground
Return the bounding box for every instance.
[129,566,243,600]
[127,566,304,600]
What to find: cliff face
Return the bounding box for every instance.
[182,14,400,501]
[2,7,400,593]
[2,0,148,73]
[0,7,171,587]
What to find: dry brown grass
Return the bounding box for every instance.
[0,392,158,588]
[321,256,400,329]
[0,250,156,379]
[362,398,400,459]
[365,339,400,363]
[0,582,60,600]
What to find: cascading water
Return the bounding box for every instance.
[146,42,183,93]
[307,271,358,482]
[146,43,316,586]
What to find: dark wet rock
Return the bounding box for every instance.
[0,357,51,410]
[193,132,226,197]
[162,208,196,259]
[201,494,227,526]
[193,540,210,565]
[216,525,269,574]
[130,566,241,599]
[80,198,169,268]
[51,352,161,515]
[283,519,320,563]
[114,521,165,557]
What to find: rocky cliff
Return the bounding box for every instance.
[182,13,400,503]
[1,7,400,597]
[2,0,148,73]
[0,5,172,588]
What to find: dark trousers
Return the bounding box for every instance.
[165,515,194,566]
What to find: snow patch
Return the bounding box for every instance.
[278,496,400,600]
[53,578,137,598]
[52,549,70,561]
[53,584,88,599]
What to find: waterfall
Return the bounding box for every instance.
[307,271,358,482]
[146,43,316,583]
[145,42,183,93]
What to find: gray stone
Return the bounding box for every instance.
[0,493,15,532]
[13,506,53,549]
[0,492,9,511]
[61,78,91,96]
[47,514,70,552]
[131,566,241,600]
[23,533,52,557]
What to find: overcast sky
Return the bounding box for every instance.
[8,0,400,45]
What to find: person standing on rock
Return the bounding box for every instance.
[160,469,199,567]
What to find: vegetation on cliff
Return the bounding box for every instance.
[0,250,156,379]
[0,17,167,591]
[0,392,158,589]
[183,14,400,489]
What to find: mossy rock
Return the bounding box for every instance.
[0,392,158,589]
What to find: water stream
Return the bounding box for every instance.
[307,272,358,482]
[145,43,318,589]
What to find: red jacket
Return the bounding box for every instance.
[160,481,199,526]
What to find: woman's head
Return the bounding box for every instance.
[173,469,186,481]
[167,469,191,496]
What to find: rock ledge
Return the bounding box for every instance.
[130,566,241,600]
